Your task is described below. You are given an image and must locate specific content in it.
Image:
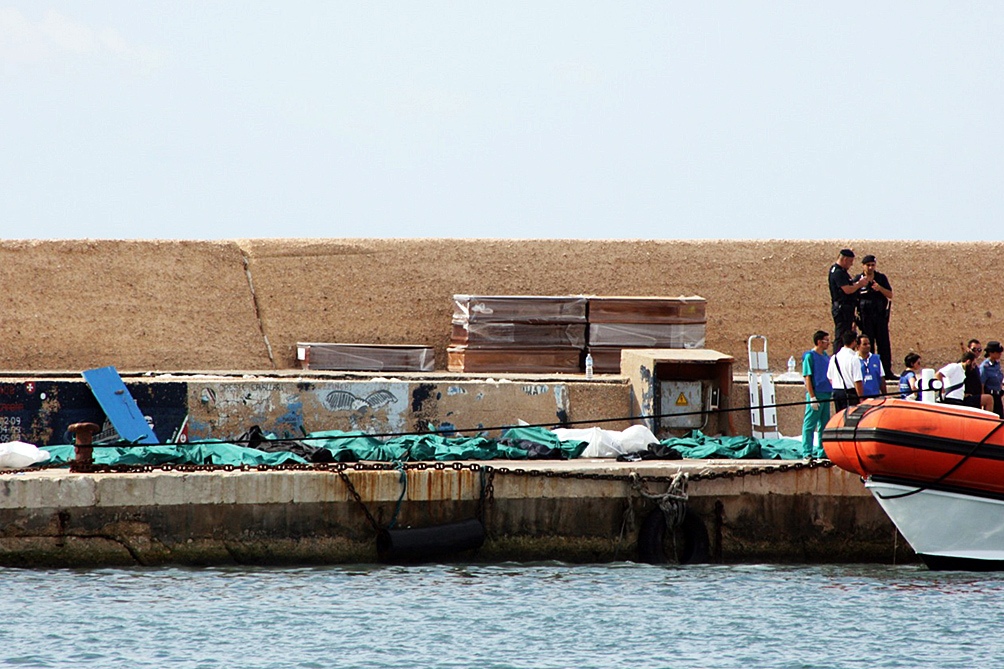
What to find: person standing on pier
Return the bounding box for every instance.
[828,249,868,354]
[827,330,864,412]
[936,351,979,406]
[857,334,886,399]
[963,340,993,411]
[855,254,894,379]
[980,341,1004,417]
[899,353,923,400]
[801,330,832,459]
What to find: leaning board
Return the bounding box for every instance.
[81,366,159,444]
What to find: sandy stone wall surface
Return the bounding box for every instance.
[0,240,269,370]
[2,238,999,374]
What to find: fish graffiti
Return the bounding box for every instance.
[324,389,398,411]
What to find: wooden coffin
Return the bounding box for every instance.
[297,343,436,372]
[452,295,588,324]
[450,322,587,348]
[586,296,707,324]
[586,347,625,375]
[587,323,706,348]
[447,347,582,373]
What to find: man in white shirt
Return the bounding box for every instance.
[827,330,864,412]
[936,351,979,406]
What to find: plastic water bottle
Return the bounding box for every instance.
[585,353,594,380]
[787,356,796,374]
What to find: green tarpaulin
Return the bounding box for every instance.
[41,441,310,467]
[661,430,803,460]
[36,427,802,468]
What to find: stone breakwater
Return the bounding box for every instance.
[2,238,999,374]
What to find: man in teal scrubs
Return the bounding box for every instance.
[802,330,833,459]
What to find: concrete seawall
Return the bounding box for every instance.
[0,461,903,567]
[0,371,633,446]
[0,370,812,446]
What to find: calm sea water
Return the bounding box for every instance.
[1,562,1001,669]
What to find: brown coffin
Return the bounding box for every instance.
[587,323,706,348]
[586,347,625,374]
[447,346,582,373]
[297,343,436,372]
[586,296,707,324]
[453,295,588,323]
[451,322,587,348]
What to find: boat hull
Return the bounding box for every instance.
[866,479,1004,570]
[823,398,1004,569]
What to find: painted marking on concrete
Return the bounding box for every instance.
[324,389,397,411]
[554,385,568,411]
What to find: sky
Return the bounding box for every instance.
[1,2,1002,241]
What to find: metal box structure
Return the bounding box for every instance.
[621,348,735,438]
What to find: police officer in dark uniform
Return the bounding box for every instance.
[828,249,868,354]
[855,254,894,379]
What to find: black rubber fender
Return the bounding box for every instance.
[377,518,485,564]
[637,506,710,565]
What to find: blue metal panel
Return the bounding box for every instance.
[82,366,158,444]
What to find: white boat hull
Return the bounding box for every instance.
[866,479,1004,569]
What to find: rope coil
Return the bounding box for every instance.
[631,470,689,529]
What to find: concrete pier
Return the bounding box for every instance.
[0,238,938,568]
[0,460,905,567]
[0,368,883,568]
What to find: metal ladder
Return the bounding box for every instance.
[747,335,780,440]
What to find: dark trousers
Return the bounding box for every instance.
[860,311,891,377]
[832,388,858,412]
[831,302,856,354]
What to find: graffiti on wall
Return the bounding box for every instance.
[1,377,576,445]
[0,381,188,446]
[186,381,410,440]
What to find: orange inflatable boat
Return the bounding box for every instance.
[822,397,1004,494]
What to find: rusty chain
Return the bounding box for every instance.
[475,467,496,522]
[338,469,381,532]
[0,456,833,481]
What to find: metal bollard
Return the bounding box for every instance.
[68,422,100,471]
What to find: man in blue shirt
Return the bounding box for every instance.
[857,335,886,399]
[801,330,833,459]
